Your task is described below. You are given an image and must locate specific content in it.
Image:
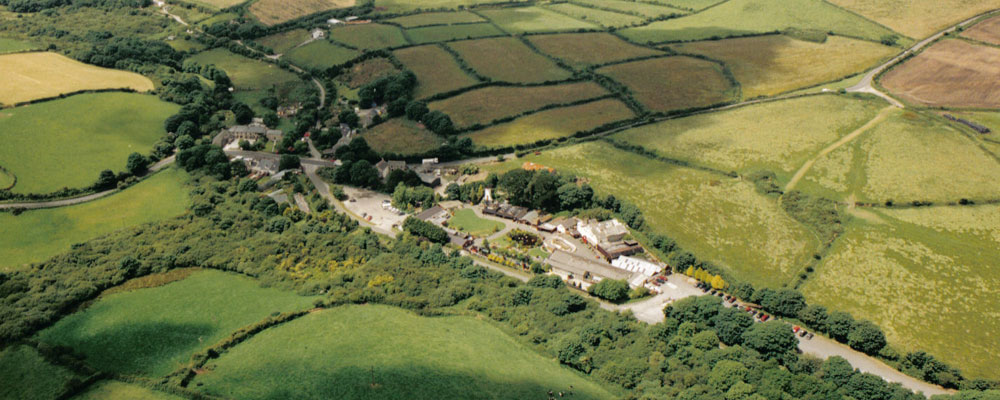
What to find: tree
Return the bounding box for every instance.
[406,100,429,121]
[588,279,630,302]
[821,356,856,387]
[234,103,254,125]
[557,183,593,210]
[421,110,454,135]
[709,360,749,392]
[126,152,149,175]
[827,311,855,342]
[798,305,829,333]
[403,217,448,244]
[741,321,797,360]
[349,160,381,189]
[338,110,359,128]
[847,320,886,355]
[712,307,754,345]
[174,134,195,150]
[279,154,301,171]
[388,97,408,117]
[262,112,279,127]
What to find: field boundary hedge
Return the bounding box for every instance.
[2,88,142,109]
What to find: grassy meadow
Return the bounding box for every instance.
[656,0,723,11]
[257,29,312,54]
[0,37,36,54]
[568,0,684,18]
[374,0,503,12]
[250,0,356,26]
[329,24,409,50]
[0,52,154,105]
[284,40,360,70]
[338,58,399,88]
[447,37,572,83]
[0,345,82,400]
[406,23,505,44]
[362,119,445,155]
[447,208,505,236]
[187,48,301,90]
[72,381,183,400]
[463,98,635,148]
[479,6,599,33]
[185,0,245,9]
[596,56,735,113]
[393,45,479,98]
[545,3,645,28]
[0,168,189,271]
[672,35,896,99]
[0,92,178,194]
[827,0,1000,38]
[428,82,608,128]
[527,32,664,67]
[191,304,617,400]
[387,11,485,27]
[38,269,318,377]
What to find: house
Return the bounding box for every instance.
[554,217,580,238]
[213,119,283,147]
[578,219,642,260]
[375,159,407,179]
[277,103,302,118]
[519,210,539,225]
[311,28,325,39]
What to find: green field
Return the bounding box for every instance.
[0,37,36,54]
[0,168,189,271]
[0,92,178,194]
[484,141,818,287]
[463,98,635,148]
[38,269,318,377]
[569,0,684,18]
[447,208,505,236]
[802,207,1000,380]
[428,82,609,129]
[192,304,616,399]
[611,95,885,178]
[187,48,302,90]
[387,11,485,27]
[620,0,900,44]
[257,29,312,54]
[338,58,399,89]
[362,118,446,155]
[284,40,361,70]
[72,381,183,400]
[329,24,409,50]
[596,56,735,113]
[527,32,664,67]
[406,23,504,44]
[655,0,724,11]
[479,6,600,33]
[546,3,645,28]
[0,345,82,400]
[447,37,572,83]
[374,0,504,12]
[393,45,479,98]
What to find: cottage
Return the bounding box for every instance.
[311,28,326,39]
[213,119,283,147]
[375,159,407,179]
[554,217,580,238]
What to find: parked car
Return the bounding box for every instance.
[793,326,800,333]
[710,290,717,295]
[760,315,770,321]
[807,333,814,340]
[799,330,808,337]
[728,297,736,303]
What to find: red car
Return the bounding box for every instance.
[793,326,800,333]
[760,315,770,321]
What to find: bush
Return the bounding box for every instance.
[403,217,448,244]
[588,279,630,303]
[847,320,886,355]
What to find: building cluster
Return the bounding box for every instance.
[577,219,642,260]
[213,118,283,148]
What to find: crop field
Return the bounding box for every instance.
[545,3,645,28]
[0,345,81,400]
[596,56,735,113]
[486,142,818,287]
[0,37,35,54]
[338,58,399,88]
[257,29,312,54]
[828,0,1000,39]
[284,40,360,70]
[964,14,1000,45]
[393,45,479,98]
[462,98,635,148]
[0,168,189,272]
[0,92,178,194]
[612,95,885,177]
[428,82,609,128]
[802,212,1000,380]
[447,208,505,236]
[672,35,895,99]
[619,0,898,44]
[38,269,318,377]
[187,49,301,90]
[184,0,245,9]
[478,6,599,33]
[406,23,505,44]
[250,0,356,26]
[73,381,183,400]
[881,39,1000,109]
[447,37,572,83]
[362,119,446,155]
[387,11,485,27]
[0,52,154,105]
[374,0,504,12]
[191,304,616,400]
[569,0,684,18]
[527,32,663,67]
[329,23,409,50]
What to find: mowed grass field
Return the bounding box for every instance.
[428,82,608,128]
[191,305,617,400]
[284,40,360,70]
[672,35,896,99]
[447,37,572,83]
[802,208,1000,380]
[393,45,479,98]
[0,168,189,272]
[485,142,818,287]
[964,14,1000,45]
[250,0,356,26]
[38,269,318,377]
[545,3,645,28]
[362,119,445,155]
[406,23,505,44]
[527,32,663,67]
[479,6,599,33]
[329,24,409,50]
[828,0,1000,39]
[0,52,153,105]
[447,208,505,236]
[596,56,735,113]
[620,0,898,44]
[0,37,36,54]
[612,95,885,178]
[569,0,684,18]
[463,98,635,148]
[187,48,301,90]
[0,345,81,400]
[72,381,183,400]
[387,10,485,27]
[0,92,178,194]
[257,29,311,54]
[881,39,1000,108]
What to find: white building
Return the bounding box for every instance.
[577,219,628,246]
[611,256,662,277]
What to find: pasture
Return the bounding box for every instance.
[447,208,505,236]
[284,40,360,70]
[880,39,1000,109]
[612,95,885,177]
[0,37,36,54]
[387,11,485,27]
[38,269,318,377]
[393,45,479,98]
[0,52,153,105]
[338,58,399,88]
[191,304,617,400]
[184,0,245,9]
[374,0,502,12]
[486,141,818,288]
[462,99,635,148]
[596,56,735,113]
[527,32,663,67]
[569,0,684,18]
[329,23,409,50]
[964,14,1000,45]
[655,0,723,11]
[0,345,81,400]
[545,3,645,28]
[428,82,609,128]
[478,6,599,33]
[406,23,505,44]
[257,29,312,54]
[828,0,1000,39]
[447,37,572,83]
[250,0,357,26]
[0,92,178,194]
[362,119,445,155]
[672,35,896,99]
[619,0,898,44]
[187,49,301,90]
[73,381,183,400]
[802,211,1000,380]
[0,168,189,272]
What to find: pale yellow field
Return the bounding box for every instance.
[250,0,357,26]
[0,52,153,105]
[883,204,1000,245]
[827,0,1000,38]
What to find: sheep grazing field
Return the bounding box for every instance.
[461,98,636,148]
[428,82,609,129]
[447,37,572,84]
[394,45,480,98]
[596,56,736,113]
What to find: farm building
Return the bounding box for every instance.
[375,159,407,178]
[311,29,326,39]
[611,256,663,277]
[213,119,283,147]
[578,219,642,260]
[554,217,580,238]
[547,250,635,291]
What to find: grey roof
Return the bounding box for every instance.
[546,250,634,281]
[415,205,446,221]
[230,125,267,134]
